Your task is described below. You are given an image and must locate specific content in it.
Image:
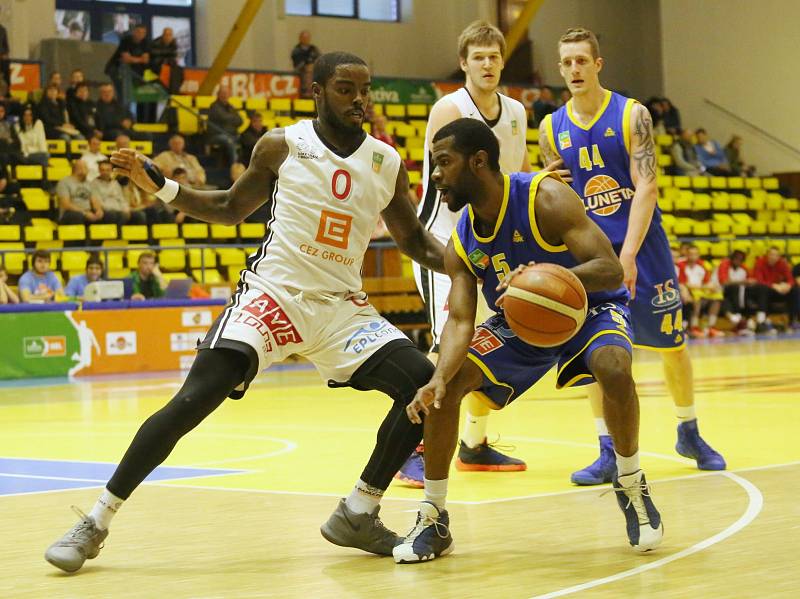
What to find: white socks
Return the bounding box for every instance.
[615,451,640,477]
[424,478,448,510]
[89,489,124,531]
[462,412,488,448]
[345,479,382,515]
[675,405,697,422]
[756,311,767,324]
[595,418,609,436]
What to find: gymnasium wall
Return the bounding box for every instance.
[660,0,800,174]
[1,0,56,58]
[195,0,495,79]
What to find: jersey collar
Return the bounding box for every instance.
[468,173,509,243]
[566,89,612,131]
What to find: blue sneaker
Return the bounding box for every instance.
[393,501,454,563]
[570,435,617,485]
[676,419,726,470]
[612,470,663,552]
[394,444,424,488]
[455,438,527,471]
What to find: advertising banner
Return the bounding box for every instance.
[10,62,42,92]
[179,68,300,100]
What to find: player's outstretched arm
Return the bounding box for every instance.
[536,176,623,292]
[382,162,446,274]
[110,130,287,226]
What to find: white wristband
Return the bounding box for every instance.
[155,178,180,203]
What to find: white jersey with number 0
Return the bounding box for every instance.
[418,87,528,242]
[248,120,401,294]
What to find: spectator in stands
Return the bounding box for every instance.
[65,254,104,298]
[104,24,150,107]
[114,133,131,151]
[239,111,267,166]
[717,250,756,336]
[724,135,755,177]
[369,115,395,148]
[752,247,798,333]
[18,249,62,303]
[694,128,731,175]
[559,89,571,106]
[660,98,682,135]
[646,97,665,134]
[670,128,704,177]
[65,69,85,104]
[47,72,66,100]
[129,250,166,300]
[38,84,83,143]
[114,132,155,219]
[150,27,182,94]
[81,134,106,181]
[153,134,206,186]
[533,87,557,126]
[56,159,104,225]
[207,85,242,166]
[291,30,320,99]
[678,244,723,338]
[0,153,24,225]
[0,266,19,304]
[95,83,137,141]
[67,82,100,140]
[0,103,20,163]
[0,21,10,98]
[14,106,49,168]
[91,159,146,225]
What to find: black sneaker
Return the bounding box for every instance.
[320,498,400,556]
[393,501,454,563]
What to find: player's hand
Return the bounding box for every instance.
[407,377,447,424]
[110,148,163,195]
[495,261,536,308]
[543,158,573,184]
[619,252,638,299]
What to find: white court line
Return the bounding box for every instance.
[0,472,104,483]
[529,471,764,599]
[189,437,298,467]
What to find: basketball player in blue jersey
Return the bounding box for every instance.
[539,28,725,485]
[393,118,663,563]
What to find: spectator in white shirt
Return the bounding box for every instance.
[81,135,106,181]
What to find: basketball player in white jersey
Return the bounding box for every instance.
[399,21,530,485]
[44,52,447,574]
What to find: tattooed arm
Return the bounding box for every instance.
[538,115,561,167]
[620,103,658,298]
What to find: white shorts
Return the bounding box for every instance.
[198,275,411,397]
[412,261,493,349]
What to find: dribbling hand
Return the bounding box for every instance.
[495,261,536,308]
[406,378,446,424]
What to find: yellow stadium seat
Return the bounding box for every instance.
[726,177,743,189]
[408,170,421,185]
[24,224,54,242]
[152,223,179,239]
[730,194,747,210]
[409,148,425,162]
[227,265,243,282]
[293,98,315,114]
[61,251,88,272]
[193,268,222,284]
[47,139,67,155]
[745,177,761,189]
[784,198,799,210]
[395,147,408,160]
[194,95,215,110]
[133,123,169,133]
[171,95,199,135]
[767,222,785,235]
[763,177,779,190]
[126,246,148,267]
[371,104,383,116]
[693,194,711,211]
[657,154,672,167]
[749,221,767,235]
[58,225,86,241]
[245,97,267,111]
[47,165,72,181]
[130,140,153,155]
[709,176,727,189]
[0,243,25,274]
[656,134,673,146]
[89,224,118,240]
[710,241,729,257]
[657,175,673,188]
[0,225,20,241]
[787,240,800,256]
[694,240,711,255]
[711,220,731,235]
[692,221,711,236]
[70,140,88,155]
[675,191,693,211]
[787,222,800,235]
[210,224,237,239]
[100,141,116,155]
[657,197,673,212]
[15,164,43,180]
[269,98,291,112]
[229,96,243,109]
[182,223,209,239]
[36,240,62,250]
[672,219,693,236]
[747,196,766,211]
[121,225,148,241]
[384,104,406,119]
[673,176,690,189]
[406,104,428,118]
[189,248,217,268]
[158,242,186,271]
[217,247,246,266]
[405,136,425,149]
[239,222,265,239]
[766,193,783,210]
[711,193,730,211]
[525,128,539,142]
[49,157,70,168]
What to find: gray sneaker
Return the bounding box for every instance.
[320,498,400,556]
[45,507,109,573]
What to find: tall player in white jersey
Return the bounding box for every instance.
[43,53,447,574]
[398,21,531,486]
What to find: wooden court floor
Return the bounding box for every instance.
[1,337,799,598]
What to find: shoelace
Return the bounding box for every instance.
[602,480,653,525]
[484,435,517,454]
[404,511,449,544]
[60,506,98,547]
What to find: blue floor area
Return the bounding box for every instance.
[0,458,245,496]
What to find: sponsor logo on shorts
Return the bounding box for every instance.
[233,293,303,347]
[344,320,399,354]
[651,278,682,310]
[106,331,137,356]
[23,336,66,358]
[470,327,503,356]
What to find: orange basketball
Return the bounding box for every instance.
[503,263,588,347]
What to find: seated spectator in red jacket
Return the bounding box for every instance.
[752,247,799,333]
[677,244,723,338]
[717,250,757,335]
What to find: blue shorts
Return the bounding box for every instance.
[467,301,634,409]
[627,225,686,351]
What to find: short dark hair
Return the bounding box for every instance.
[730,250,746,260]
[172,167,187,177]
[75,82,89,92]
[432,118,500,171]
[695,128,707,135]
[32,249,50,262]
[313,52,367,87]
[87,254,104,269]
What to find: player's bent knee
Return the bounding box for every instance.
[446,360,484,408]
[590,346,634,394]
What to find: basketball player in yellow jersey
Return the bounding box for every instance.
[539,28,725,485]
[399,21,531,487]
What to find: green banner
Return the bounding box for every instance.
[370,78,438,105]
[0,312,81,379]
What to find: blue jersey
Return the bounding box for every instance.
[452,171,627,312]
[544,90,661,249]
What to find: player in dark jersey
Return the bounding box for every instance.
[539,28,725,485]
[393,118,663,564]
